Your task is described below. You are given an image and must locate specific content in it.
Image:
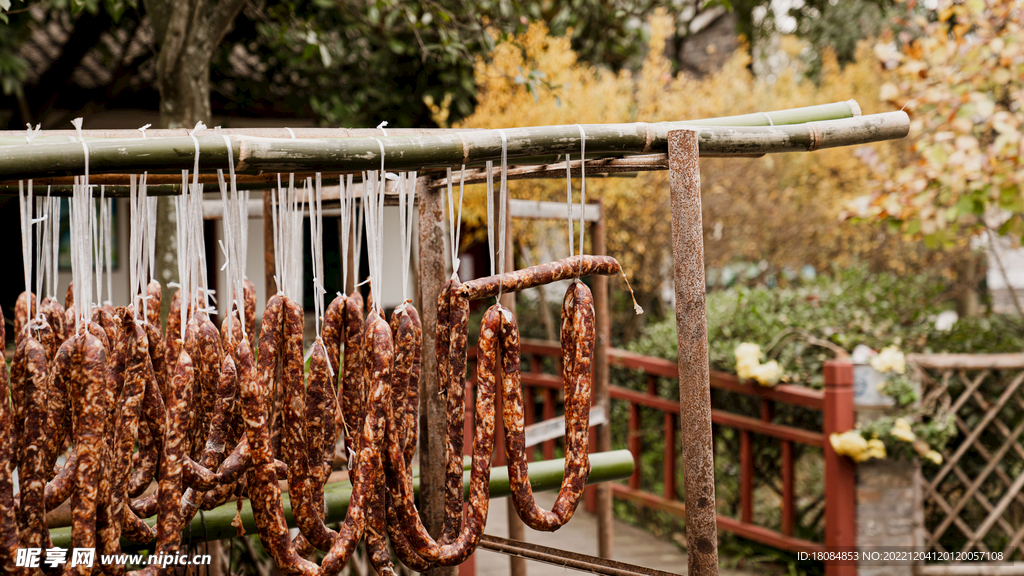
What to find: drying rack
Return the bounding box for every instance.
[0,101,907,576]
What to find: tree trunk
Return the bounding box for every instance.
[157,56,213,130]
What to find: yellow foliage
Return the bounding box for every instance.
[452,11,962,317]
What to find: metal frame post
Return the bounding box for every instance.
[667,129,719,576]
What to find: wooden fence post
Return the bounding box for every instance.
[823,360,856,576]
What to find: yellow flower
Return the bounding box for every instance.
[890,418,916,443]
[735,343,763,381]
[830,430,868,460]
[862,439,887,462]
[753,360,783,387]
[871,345,907,375]
[925,450,943,465]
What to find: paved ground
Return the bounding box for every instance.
[473,493,757,576]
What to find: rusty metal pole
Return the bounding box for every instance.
[667,129,719,576]
[592,200,614,559]
[417,176,457,576]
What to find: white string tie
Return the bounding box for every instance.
[574,124,587,281]
[496,129,509,302]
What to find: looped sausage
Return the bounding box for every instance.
[383,304,500,567]
[504,281,595,530]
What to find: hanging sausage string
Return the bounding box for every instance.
[0,116,641,575]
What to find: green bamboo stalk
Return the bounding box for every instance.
[0,100,859,145]
[0,108,906,183]
[47,449,635,549]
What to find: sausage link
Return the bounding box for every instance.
[44,449,77,510]
[279,298,336,552]
[457,255,622,301]
[365,471,395,576]
[220,309,243,359]
[164,289,182,380]
[144,322,169,402]
[64,281,74,310]
[293,337,338,550]
[0,309,21,569]
[99,315,149,574]
[39,297,66,354]
[383,304,500,566]
[385,494,432,572]
[318,313,389,576]
[183,313,224,459]
[323,296,344,379]
[13,336,49,552]
[243,278,256,348]
[120,508,155,543]
[390,304,422,467]
[238,307,319,576]
[145,280,162,332]
[442,286,469,545]
[148,346,194,569]
[179,352,239,528]
[338,291,364,448]
[42,338,75,482]
[67,333,107,576]
[126,366,165,499]
[13,291,37,347]
[503,282,594,530]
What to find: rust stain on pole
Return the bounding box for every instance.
[416,177,457,576]
[668,129,719,576]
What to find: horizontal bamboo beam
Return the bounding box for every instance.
[46,449,635,549]
[0,110,905,182]
[0,101,859,144]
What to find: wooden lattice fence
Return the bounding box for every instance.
[909,353,1024,572]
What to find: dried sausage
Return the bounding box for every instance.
[292,337,338,551]
[442,285,469,545]
[179,352,238,527]
[0,310,21,568]
[13,291,37,347]
[147,346,194,567]
[338,291,364,448]
[383,304,500,566]
[503,282,594,530]
[184,313,224,459]
[39,297,66,349]
[145,280,162,332]
[67,332,107,576]
[243,278,256,347]
[318,313,389,576]
[457,255,622,301]
[164,289,182,378]
[99,313,149,573]
[389,304,421,467]
[238,298,319,576]
[13,336,49,551]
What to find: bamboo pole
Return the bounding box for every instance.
[0,112,907,181]
[0,100,860,144]
[46,450,636,549]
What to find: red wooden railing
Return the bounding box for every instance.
[469,339,856,576]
